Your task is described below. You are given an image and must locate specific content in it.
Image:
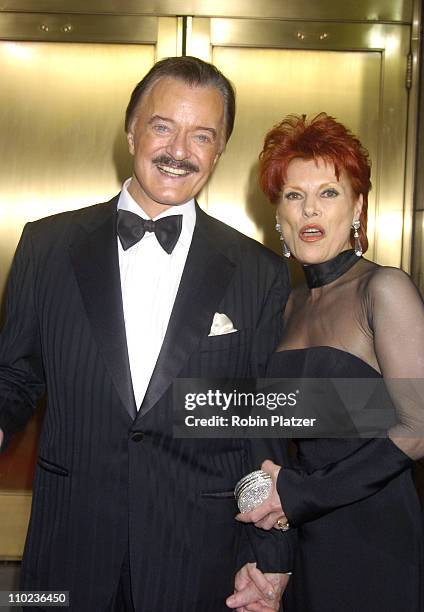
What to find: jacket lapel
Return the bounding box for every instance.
[69,196,137,421]
[137,205,236,419]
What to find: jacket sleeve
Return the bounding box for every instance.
[0,224,45,449]
[238,257,297,573]
[239,437,298,573]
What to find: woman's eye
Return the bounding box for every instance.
[284,191,303,200]
[321,188,339,198]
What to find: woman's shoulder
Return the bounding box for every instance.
[363,260,421,304]
[365,261,413,286]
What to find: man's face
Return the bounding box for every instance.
[126,77,226,217]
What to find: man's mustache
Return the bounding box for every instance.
[153,155,199,174]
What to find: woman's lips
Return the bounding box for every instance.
[299,224,325,242]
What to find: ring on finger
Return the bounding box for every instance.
[275,518,290,531]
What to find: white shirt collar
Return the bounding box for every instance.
[117,178,196,248]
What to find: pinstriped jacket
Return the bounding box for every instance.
[0,196,295,611]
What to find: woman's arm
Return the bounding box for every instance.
[239,267,424,527]
[372,267,424,459]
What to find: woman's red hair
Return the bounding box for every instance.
[259,113,371,253]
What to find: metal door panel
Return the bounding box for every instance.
[0,18,177,559]
[190,18,410,268]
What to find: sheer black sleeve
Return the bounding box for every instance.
[372,268,424,459]
[277,267,424,526]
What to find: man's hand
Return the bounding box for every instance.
[0,428,3,450]
[226,563,289,611]
[236,461,286,530]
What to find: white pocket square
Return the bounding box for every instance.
[208,313,238,337]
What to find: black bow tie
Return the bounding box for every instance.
[117,209,183,254]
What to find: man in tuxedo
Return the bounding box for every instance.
[0,57,294,610]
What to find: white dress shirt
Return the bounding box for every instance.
[117,178,196,409]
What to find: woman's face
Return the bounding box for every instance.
[276,157,363,264]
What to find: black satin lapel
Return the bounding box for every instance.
[69,206,136,421]
[137,218,235,419]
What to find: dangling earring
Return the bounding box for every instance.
[275,222,291,258]
[352,220,362,257]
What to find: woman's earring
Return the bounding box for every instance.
[275,222,291,258]
[352,220,362,257]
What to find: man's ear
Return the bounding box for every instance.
[126,130,135,156]
[212,149,223,167]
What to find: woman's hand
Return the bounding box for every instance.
[226,562,289,611]
[236,460,287,530]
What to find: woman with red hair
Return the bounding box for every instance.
[231,114,424,611]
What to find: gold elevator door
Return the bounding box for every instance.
[191,19,411,270]
[0,41,154,286]
[209,47,381,257]
[0,16,178,559]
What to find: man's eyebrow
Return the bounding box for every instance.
[148,115,174,125]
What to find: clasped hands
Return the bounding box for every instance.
[226,460,289,611]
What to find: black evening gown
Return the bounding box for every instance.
[267,251,424,612]
[269,349,423,612]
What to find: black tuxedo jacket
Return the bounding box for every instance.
[0,196,295,611]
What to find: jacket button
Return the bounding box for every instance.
[131,431,144,442]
